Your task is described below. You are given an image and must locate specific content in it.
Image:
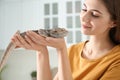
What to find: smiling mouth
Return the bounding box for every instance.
[82,24,91,28]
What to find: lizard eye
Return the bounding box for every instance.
[54,31,57,32]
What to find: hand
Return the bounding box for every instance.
[23,31,67,51]
[12,30,67,51]
[45,37,67,50]
[11,30,48,53]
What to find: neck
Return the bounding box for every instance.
[83,35,116,59]
[83,32,117,59]
[88,35,114,49]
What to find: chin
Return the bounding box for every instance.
[81,31,94,36]
[82,32,91,35]
[81,29,91,35]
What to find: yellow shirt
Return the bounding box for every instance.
[68,41,120,80]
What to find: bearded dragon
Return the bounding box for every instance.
[0,27,68,71]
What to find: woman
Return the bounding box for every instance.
[11,0,120,80]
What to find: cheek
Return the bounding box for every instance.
[92,20,111,34]
[93,18,111,28]
[91,19,110,34]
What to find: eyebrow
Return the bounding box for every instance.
[83,3,102,14]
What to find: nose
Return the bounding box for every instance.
[80,12,90,23]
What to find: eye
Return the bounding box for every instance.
[91,12,100,18]
[81,9,87,12]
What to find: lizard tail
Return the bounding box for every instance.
[0,42,16,71]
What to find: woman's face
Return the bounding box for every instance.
[80,0,114,36]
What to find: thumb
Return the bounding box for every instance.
[46,37,64,42]
[46,37,55,42]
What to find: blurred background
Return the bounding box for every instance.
[0,0,88,80]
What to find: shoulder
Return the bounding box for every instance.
[67,41,86,58]
[101,45,120,79]
[68,41,85,53]
[107,45,120,68]
[114,44,120,52]
[111,45,120,58]
[114,45,120,58]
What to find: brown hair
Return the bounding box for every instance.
[102,0,120,44]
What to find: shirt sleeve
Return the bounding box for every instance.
[100,61,120,80]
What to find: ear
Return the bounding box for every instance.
[110,21,117,28]
[113,21,117,27]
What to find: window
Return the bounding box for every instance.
[75,1,81,13]
[67,16,73,28]
[43,1,87,44]
[52,3,58,15]
[66,1,82,44]
[52,17,58,28]
[67,31,73,43]
[75,16,81,28]
[44,3,58,29]
[76,31,81,42]
[67,2,72,13]
[44,4,50,15]
[44,18,50,29]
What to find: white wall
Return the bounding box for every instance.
[0,50,37,80]
[0,48,58,80]
[0,0,44,49]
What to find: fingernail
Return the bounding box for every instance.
[46,37,50,41]
[27,30,31,34]
[16,30,20,34]
[25,35,27,38]
[15,34,18,37]
[46,38,48,41]
[28,30,32,34]
[26,31,29,35]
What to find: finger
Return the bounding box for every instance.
[25,35,36,47]
[15,34,32,49]
[11,30,31,49]
[11,37,20,48]
[25,35,46,51]
[15,30,20,35]
[46,37,64,43]
[15,46,21,48]
[11,30,20,41]
[12,34,23,46]
[26,31,48,45]
[45,37,66,48]
[27,30,45,40]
